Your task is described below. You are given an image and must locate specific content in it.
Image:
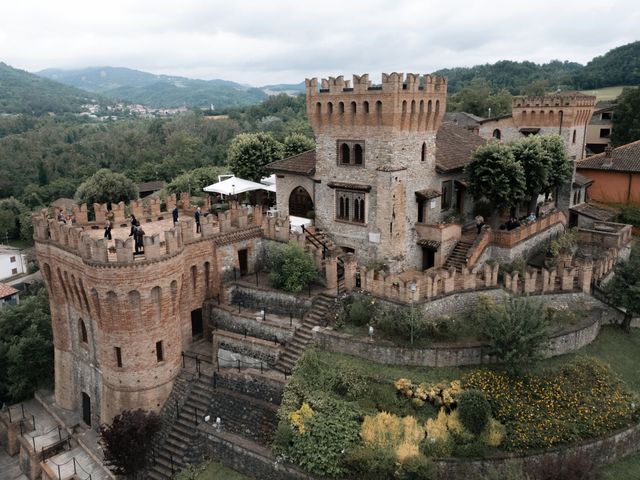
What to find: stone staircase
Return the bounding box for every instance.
[275,293,333,374]
[443,232,476,271]
[147,372,207,480]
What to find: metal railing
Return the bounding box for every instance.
[48,455,93,480]
[302,225,328,259]
[214,354,292,380]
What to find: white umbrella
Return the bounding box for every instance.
[203,176,269,195]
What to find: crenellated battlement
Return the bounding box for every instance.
[306,72,448,133]
[511,92,596,128]
[33,198,265,267]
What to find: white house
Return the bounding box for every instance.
[0,246,27,281]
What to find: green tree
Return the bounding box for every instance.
[521,79,549,97]
[539,135,573,200]
[268,242,317,293]
[605,242,640,332]
[465,143,526,227]
[99,409,161,479]
[165,165,230,195]
[74,168,138,206]
[0,197,28,239]
[486,88,513,117]
[510,136,551,212]
[611,87,640,147]
[283,133,315,158]
[457,389,491,435]
[227,132,283,182]
[476,297,549,374]
[0,285,53,404]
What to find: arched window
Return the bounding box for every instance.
[128,290,141,319]
[345,198,350,219]
[421,142,427,162]
[435,100,440,113]
[339,197,345,218]
[358,199,365,222]
[411,100,416,113]
[402,100,407,113]
[338,102,344,114]
[492,129,501,140]
[327,102,333,115]
[340,143,350,164]
[427,100,432,113]
[79,319,88,343]
[151,286,161,323]
[350,101,356,114]
[572,130,577,144]
[315,102,321,114]
[354,200,360,222]
[354,144,363,165]
[419,100,424,114]
[363,101,370,114]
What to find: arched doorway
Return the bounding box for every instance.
[289,186,314,218]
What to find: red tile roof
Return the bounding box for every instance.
[577,140,640,173]
[0,283,18,299]
[267,150,316,176]
[435,123,487,173]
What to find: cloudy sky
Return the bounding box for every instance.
[1,0,638,85]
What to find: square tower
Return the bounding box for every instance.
[307,73,447,272]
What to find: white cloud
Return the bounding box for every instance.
[0,0,638,85]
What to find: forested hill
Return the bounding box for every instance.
[0,63,107,115]
[38,66,268,109]
[573,41,640,89]
[434,41,640,94]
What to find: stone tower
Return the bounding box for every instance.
[306,72,447,272]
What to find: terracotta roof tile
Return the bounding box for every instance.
[435,123,487,173]
[267,150,316,176]
[0,283,18,299]
[577,140,640,173]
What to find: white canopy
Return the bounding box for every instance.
[260,174,276,186]
[203,176,270,195]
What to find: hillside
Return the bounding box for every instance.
[38,66,267,109]
[0,63,106,115]
[573,41,640,89]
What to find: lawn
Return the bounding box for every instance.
[580,85,631,102]
[177,460,252,480]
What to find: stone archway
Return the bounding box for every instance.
[289,186,314,218]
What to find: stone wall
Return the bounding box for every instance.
[313,292,615,367]
[213,370,285,405]
[214,330,281,367]
[207,303,296,344]
[226,284,311,317]
[435,422,640,480]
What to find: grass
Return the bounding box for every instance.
[580,85,631,102]
[177,460,252,480]
[600,451,640,479]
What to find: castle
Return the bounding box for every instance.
[31,72,611,433]
[269,73,596,273]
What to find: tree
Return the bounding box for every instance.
[457,389,491,435]
[74,168,138,206]
[521,79,549,97]
[476,297,549,374]
[510,136,551,212]
[283,133,315,158]
[605,242,640,332]
[0,284,53,404]
[0,197,28,240]
[539,135,573,196]
[465,143,526,227]
[611,87,640,147]
[99,409,161,478]
[268,242,317,293]
[227,132,283,182]
[165,165,230,195]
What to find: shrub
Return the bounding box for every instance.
[267,241,317,293]
[271,420,295,454]
[348,295,374,326]
[343,446,396,479]
[476,296,549,373]
[457,389,491,435]
[361,412,424,457]
[396,454,436,480]
[618,204,640,227]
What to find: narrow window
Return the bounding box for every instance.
[573,130,577,143]
[340,143,350,164]
[354,144,363,165]
[363,101,370,114]
[350,101,356,114]
[327,102,333,115]
[115,347,122,368]
[358,199,365,222]
[316,102,321,114]
[417,199,425,223]
[492,129,501,140]
[345,198,350,219]
[156,341,164,362]
[339,197,345,218]
[421,142,427,162]
[338,102,344,114]
[79,319,88,343]
[442,181,452,209]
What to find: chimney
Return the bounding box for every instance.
[604,145,613,157]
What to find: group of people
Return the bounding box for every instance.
[128,215,145,254]
[57,212,76,225]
